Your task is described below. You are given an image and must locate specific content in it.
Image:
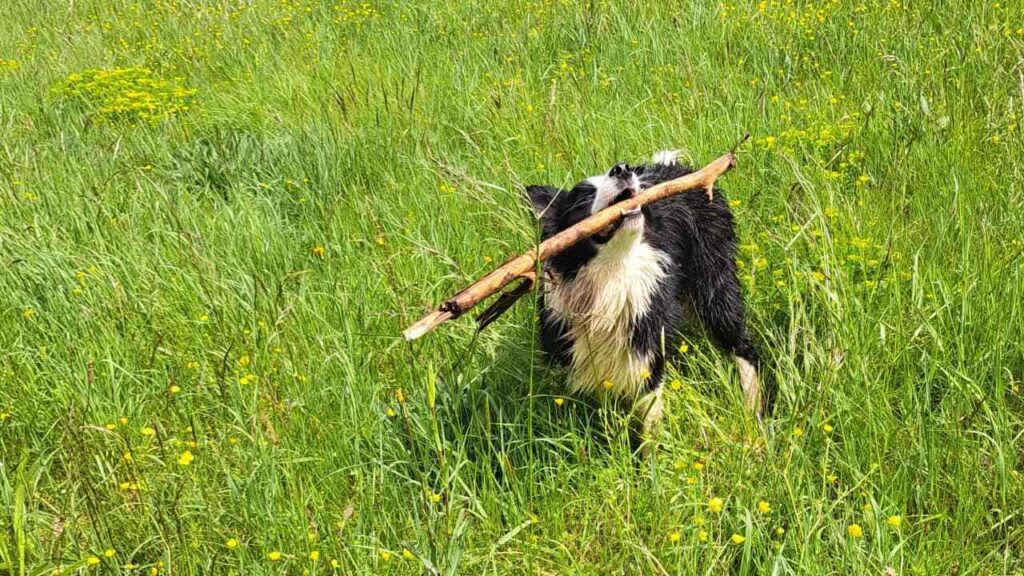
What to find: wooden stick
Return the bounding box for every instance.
[403,150,739,341]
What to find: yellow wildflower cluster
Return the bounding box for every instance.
[0,59,20,73]
[53,67,197,123]
[333,1,381,25]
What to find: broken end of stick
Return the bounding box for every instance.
[402,309,454,341]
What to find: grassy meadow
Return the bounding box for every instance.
[2,0,1024,573]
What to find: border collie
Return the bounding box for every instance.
[525,150,762,450]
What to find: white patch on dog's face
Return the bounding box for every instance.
[545,225,669,400]
[586,172,642,214]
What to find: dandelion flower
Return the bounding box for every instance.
[331,559,340,568]
[86,556,100,566]
[169,385,181,394]
[309,550,320,561]
[23,307,36,319]
[554,397,564,407]
[105,423,116,431]
[886,515,902,528]
[697,529,709,542]
[268,551,283,561]
[178,450,194,466]
[775,527,785,536]
[639,368,651,380]
[312,245,325,258]
[225,538,238,549]
[104,549,115,558]
[823,423,834,433]
[668,531,681,543]
[379,550,392,561]
[429,492,442,503]
[731,533,746,545]
[602,380,614,390]
[678,343,689,354]
[402,548,414,560]
[119,417,129,426]
[670,379,682,391]
[793,426,804,437]
[847,524,863,538]
[757,500,771,514]
[385,408,396,418]
[708,497,724,513]
[140,427,156,437]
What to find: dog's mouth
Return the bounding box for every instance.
[593,188,641,243]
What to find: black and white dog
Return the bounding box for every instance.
[525,150,762,447]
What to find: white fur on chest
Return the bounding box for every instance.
[546,229,669,399]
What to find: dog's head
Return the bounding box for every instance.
[525,163,649,277]
[526,163,645,244]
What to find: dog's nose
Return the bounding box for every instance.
[609,163,630,179]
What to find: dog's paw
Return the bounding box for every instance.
[651,149,679,165]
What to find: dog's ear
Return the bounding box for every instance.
[525,185,560,220]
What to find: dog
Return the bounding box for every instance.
[525,150,762,451]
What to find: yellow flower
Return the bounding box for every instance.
[670,379,682,391]
[697,529,708,542]
[857,174,870,185]
[104,423,116,431]
[401,548,414,560]
[429,491,442,503]
[379,550,392,561]
[169,385,181,394]
[827,474,838,484]
[693,461,705,471]
[775,527,785,536]
[667,530,681,543]
[177,450,194,466]
[811,271,826,282]
[847,524,863,538]
[554,397,564,407]
[119,417,129,426]
[199,314,209,322]
[385,407,396,418]
[823,423,834,433]
[678,343,689,354]
[639,368,651,380]
[238,374,256,385]
[729,199,742,208]
[793,426,804,437]
[376,235,386,246]
[225,538,238,549]
[103,549,115,558]
[482,255,493,264]
[122,451,132,462]
[268,551,283,561]
[886,515,902,528]
[140,427,156,437]
[708,497,724,513]
[312,245,325,257]
[86,556,101,566]
[23,307,36,319]
[330,559,340,568]
[238,355,251,367]
[731,533,746,545]
[757,500,771,514]
[602,380,614,390]
[309,550,320,561]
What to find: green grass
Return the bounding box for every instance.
[1,0,1023,574]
